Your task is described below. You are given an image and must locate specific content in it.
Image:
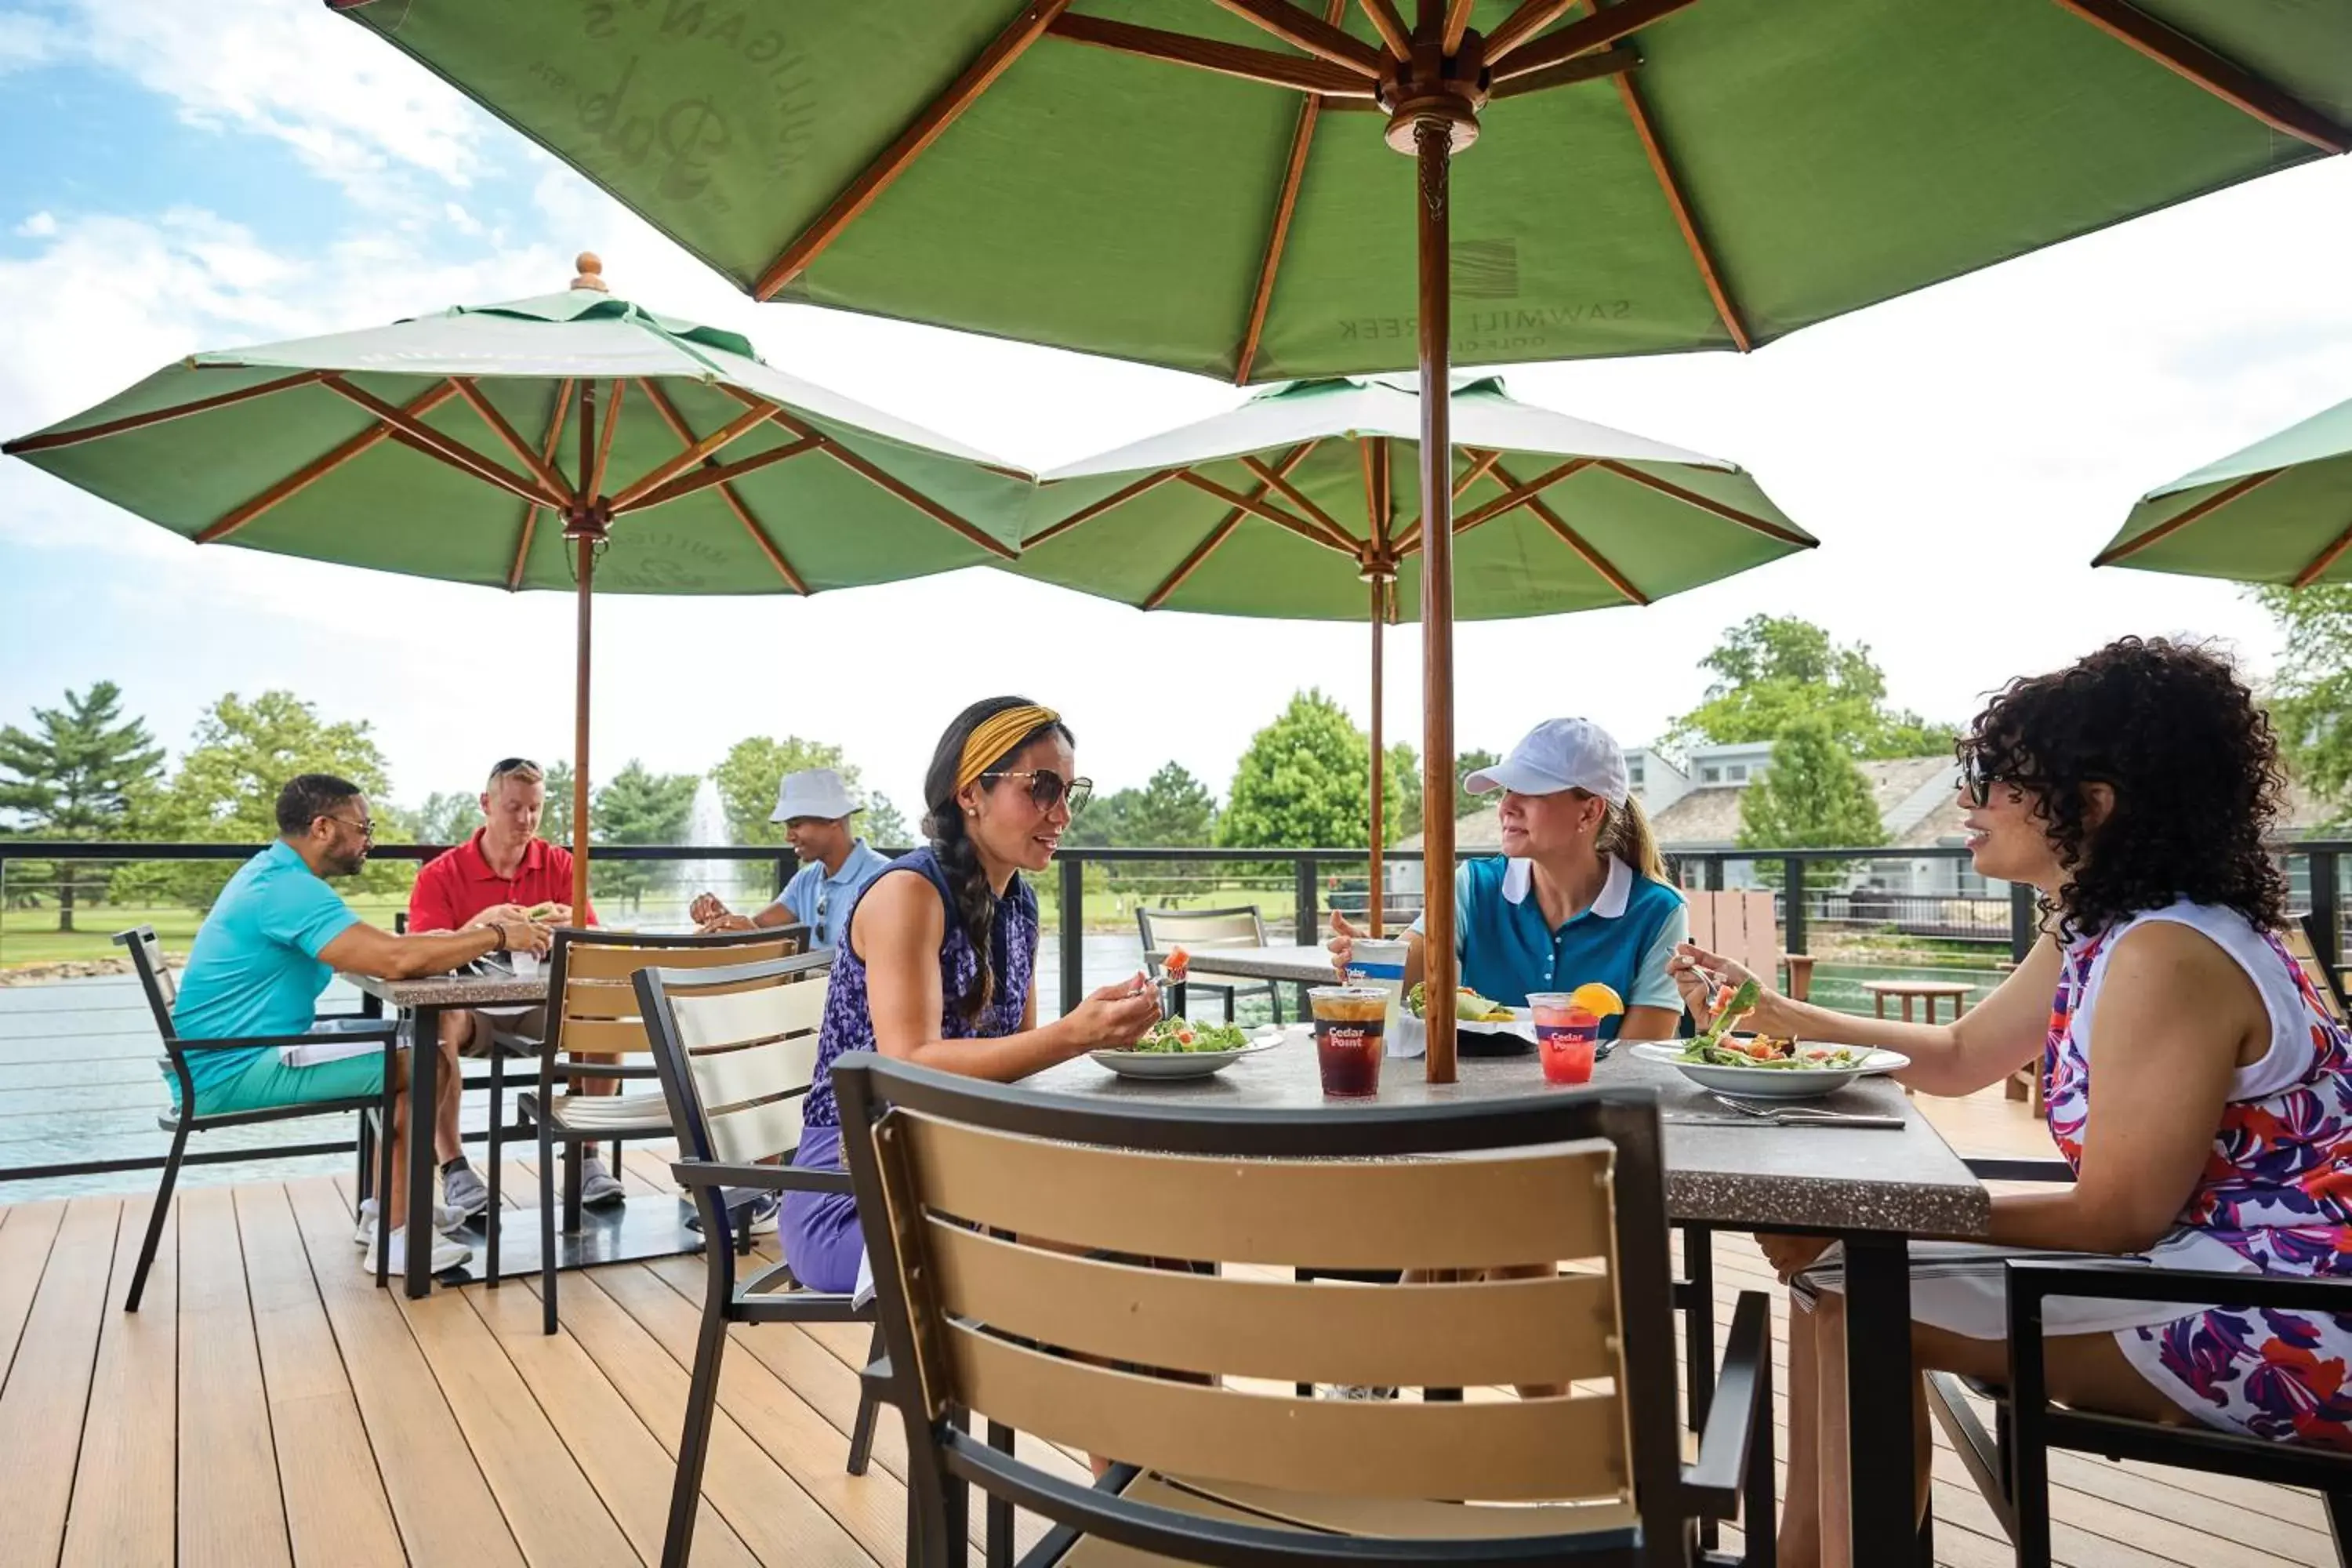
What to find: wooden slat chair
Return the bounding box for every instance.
[635,950,881,1568]
[113,924,399,1312]
[833,1055,1776,1568]
[1686,889,1813,1001]
[1134,906,1282,1023]
[505,925,800,1331]
[2288,916,2352,1027]
[1926,1156,2352,1566]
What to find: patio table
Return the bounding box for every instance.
[1149,942,1334,1019]
[1031,1025,1991,1561]
[348,966,706,1299]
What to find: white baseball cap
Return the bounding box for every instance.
[770,768,860,824]
[1464,718,1631,808]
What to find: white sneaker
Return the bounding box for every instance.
[361,1228,474,1276]
[354,1198,471,1246]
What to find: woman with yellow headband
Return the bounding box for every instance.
[780,695,1162,1293]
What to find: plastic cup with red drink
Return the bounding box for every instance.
[1527,993,1601,1085]
[1308,985,1388,1097]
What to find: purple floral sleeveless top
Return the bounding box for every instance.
[798,847,1039,1130]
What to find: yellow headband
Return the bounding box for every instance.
[956,705,1061,794]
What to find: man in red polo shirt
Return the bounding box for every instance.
[408,757,613,1216]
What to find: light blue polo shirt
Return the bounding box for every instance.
[171,841,363,1092]
[770,839,892,949]
[1414,855,1687,1038]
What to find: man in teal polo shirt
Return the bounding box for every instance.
[1330,718,1688,1042]
[172,773,550,1274]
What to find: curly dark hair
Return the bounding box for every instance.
[1963,637,2286,942]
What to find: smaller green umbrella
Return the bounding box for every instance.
[5,255,1035,910]
[1016,374,1813,928]
[2094,394,2352,587]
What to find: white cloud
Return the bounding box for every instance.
[14,211,56,238]
[0,11,64,72]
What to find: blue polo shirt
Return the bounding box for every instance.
[1414,855,1687,1038]
[170,842,363,1093]
[769,838,892,949]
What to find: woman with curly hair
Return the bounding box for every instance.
[1672,637,2352,1566]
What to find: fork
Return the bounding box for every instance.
[1708,1092,1903,1127]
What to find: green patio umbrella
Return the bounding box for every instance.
[2,255,1033,912]
[2092,393,2352,587]
[339,0,2350,1076]
[1018,372,1812,927]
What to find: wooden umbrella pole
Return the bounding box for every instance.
[1368,573,1385,940]
[1413,111,1458,1083]
[568,377,600,917]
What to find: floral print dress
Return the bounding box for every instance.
[2049,902,2352,1446]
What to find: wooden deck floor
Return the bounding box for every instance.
[0,1098,2339,1567]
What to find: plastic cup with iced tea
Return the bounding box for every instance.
[1527,993,1600,1086]
[1308,985,1388,1097]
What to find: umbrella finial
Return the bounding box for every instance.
[571,252,609,293]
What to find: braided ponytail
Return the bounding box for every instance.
[923,696,1073,1024]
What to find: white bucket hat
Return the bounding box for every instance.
[770,767,860,824]
[1463,718,1630,808]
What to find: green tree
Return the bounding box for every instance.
[134,691,403,907]
[540,760,576,848]
[1218,690,1397,852]
[1454,747,1501,816]
[1126,762,1218,847]
[590,760,698,911]
[709,736,862,848]
[1385,743,1422,841]
[401,789,479,848]
[0,682,165,930]
[2257,585,2352,825]
[1668,615,1954,760]
[1737,717,1886,887]
[866,793,913,849]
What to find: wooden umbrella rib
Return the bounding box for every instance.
[1243,451,1357,543]
[754,0,1076,298]
[196,379,459,545]
[1595,459,1814,546]
[5,370,322,456]
[633,378,809,592]
[1143,441,1316,608]
[506,379,572,592]
[1441,0,1476,53]
[2294,513,2352,590]
[321,375,561,508]
[1233,7,1338,386]
[1484,0,1587,64]
[588,379,625,502]
[1615,72,1750,351]
[1356,0,1412,57]
[619,436,823,512]
[1493,459,1649,605]
[2051,0,2352,154]
[1049,14,1373,96]
[2090,469,2284,566]
[452,377,575,502]
[608,397,775,509]
[1024,466,1188,547]
[1452,446,1504,501]
[1446,456,1592,534]
[1488,0,1700,84]
[1488,43,1640,100]
[1209,0,1388,75]
[1174,467,1356,554]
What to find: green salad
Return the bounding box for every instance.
[1131,1017,1250,1054]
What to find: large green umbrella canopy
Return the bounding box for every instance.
[1018,372,1811,931]
[339,0,2348,1089]
[2092,394,2352,586]
[4,256,1034,908]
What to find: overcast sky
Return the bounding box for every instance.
[3,1,2349,820]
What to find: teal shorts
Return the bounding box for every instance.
[183,1044,389,1116]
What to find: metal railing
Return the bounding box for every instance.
[1,836,2346,1192]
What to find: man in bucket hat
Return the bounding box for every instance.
[688,768,890,951]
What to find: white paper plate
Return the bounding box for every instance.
[1630,1040,1911,1099]
[1089,1035,1283,1080]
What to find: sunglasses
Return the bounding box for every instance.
[982,770,1093,816]
[490,757,541,778]
[321,815,376,841]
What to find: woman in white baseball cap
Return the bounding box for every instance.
[1330,716,1688,1042]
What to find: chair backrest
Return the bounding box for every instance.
[2287,917,2350,1026]
[1686,890,1778,975]
[636,949,834,1169]
[834,1056,1686,1558]
[543,925,804,1062]
[1134,905,1267,955]
[113,925,180,1040]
